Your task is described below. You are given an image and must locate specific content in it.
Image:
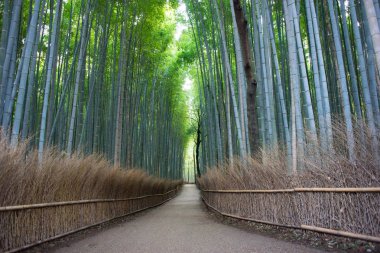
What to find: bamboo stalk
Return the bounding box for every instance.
[0,189,176,212]
[201,187,380,193]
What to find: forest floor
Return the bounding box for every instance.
[28,184,330,253]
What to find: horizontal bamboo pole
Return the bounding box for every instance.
[0,189,176,212]
[294,187,380,192]
[201,187,380,193]
[202,189,294,193]
[5,193,177,253]
[202,197,380,243]
[201,197,298,229]
[300,225,380,243]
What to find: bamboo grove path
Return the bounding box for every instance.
[50,185,325,253]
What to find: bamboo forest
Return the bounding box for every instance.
[0,0,379,252]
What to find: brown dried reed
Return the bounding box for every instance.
[0,136,182,206]
[199,121,380,238]
[0,134,182,251]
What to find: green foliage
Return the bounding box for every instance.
[177,30,197,66]
[0,0,200,179]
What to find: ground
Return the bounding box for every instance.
[28,184,331,253]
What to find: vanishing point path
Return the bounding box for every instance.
[52,185,325,253]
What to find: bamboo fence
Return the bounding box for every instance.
[201,187,380,243]
[0,188,179,252]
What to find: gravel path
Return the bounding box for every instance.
[51,184,325,253]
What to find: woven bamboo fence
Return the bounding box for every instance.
[201,188,380,243]
[0,188,178,252]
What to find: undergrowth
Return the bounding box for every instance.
[198,121,380,238]
[199,120,380,190]
[0,134,182,206]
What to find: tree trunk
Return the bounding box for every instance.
[38,0,62,160]
[363,0,380,87]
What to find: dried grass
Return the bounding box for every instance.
[0,134,182,251]
[199,121,380,237]
[0,137,182,206]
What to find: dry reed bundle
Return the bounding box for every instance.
[199,121,380,239]
[0,135,182,251]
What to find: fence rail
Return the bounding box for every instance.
[201,187,380,243]
[0,188,179,252]
[202,187,380,193]
[0,190,177,212]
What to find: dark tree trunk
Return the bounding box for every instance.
[195,111,202,178]
[232,0,258,153]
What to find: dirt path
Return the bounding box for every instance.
[51,184,325,253]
